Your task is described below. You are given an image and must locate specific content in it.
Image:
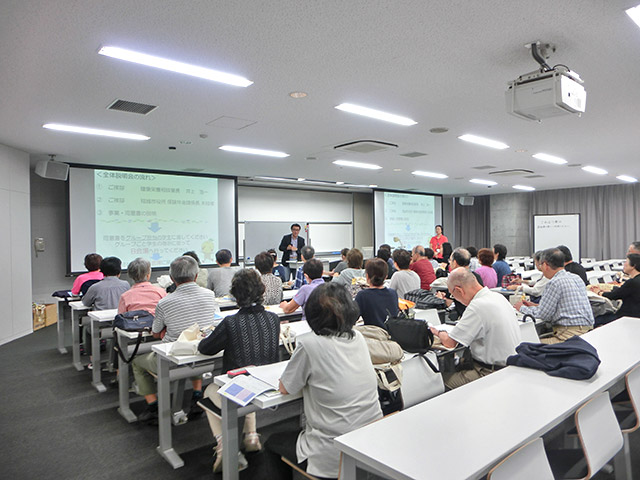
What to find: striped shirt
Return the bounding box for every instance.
[520,269,594,327]
[261,273,283,305]
[152,282,220,342]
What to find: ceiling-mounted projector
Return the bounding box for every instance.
[506,41,586,122]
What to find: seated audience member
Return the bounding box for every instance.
[557,245,588,286]
[492,244,512,286]
[117,257,166,315]
[355,258,399,329]
[409,245,436,290]
[467,246,479,271]
[82,256,130,310]
[629,242,640,255]
[207,249,240,297]
[389,249,421,299]
[332,248,365,286]
[435,248,484,317]
[133,256,220,424]
[183,250,209,289]
[254,251,283,305]
[281,259,324,321]
[330,248,349,276]
[198,269,280,472]
[474,248,498,289]
[425,247,440,271]
[379,244,396,277]
[516,248,594,343]
[590,253,640,325]
[506,251,549,301]
[441,242,453,267]
[267,283,383,479]
[430,268,521,390]
[292,246,316,289]
[267,249,287,282]
[71,253,104,295]
[376,247,395,278]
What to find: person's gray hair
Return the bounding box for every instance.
[451,247,471,267]
[170,255,199,284]
[301,245,315,261]
[447,267,479,289]
[541,248,565,269]
[412,245,425,256]
[127,257,151,283]
[533,250,544,262]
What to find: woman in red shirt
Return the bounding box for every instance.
[429,225,448,261]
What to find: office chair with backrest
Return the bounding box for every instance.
[548,391,624,479]
[400,353,444,409]
[487,437,554,480]
[610,364,640,480]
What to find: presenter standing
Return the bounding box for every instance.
[279,223,305,281]
[429,225,448,261]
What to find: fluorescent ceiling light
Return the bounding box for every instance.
[582,165,608,175]
[626,5,640,29]
[513,185,536,191]
[412,170,448,179]
[458,134,509,150]
[369,184,378,188]
[42,123,149,140]
[333,160,382,170]
[532,153,568,165]
[334,103,417,126]
[297,178,306,182]
[336,181,345,185]
[98,46,253,87]
[469,178,498,186]
[617,175,638,183]
[219,145,289,157]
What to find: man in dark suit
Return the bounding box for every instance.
[279,223,306,280]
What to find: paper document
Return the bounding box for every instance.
[218,375,274,407]
[247,361,289,389]
[428,323,455,333]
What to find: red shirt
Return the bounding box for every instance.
[429,235,448,258]
[71,270,104,295]
[409,258,436,290]
[117,282,167,316]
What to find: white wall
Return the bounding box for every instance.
[0,144,32,345]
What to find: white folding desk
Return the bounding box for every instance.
[336,317,640,480]
[216,289,297,310]
[87,308,118,392]
[54,295,80,354]
[68,301,89,371]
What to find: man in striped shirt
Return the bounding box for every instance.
[515,248,594,344]
[133,255,220,424]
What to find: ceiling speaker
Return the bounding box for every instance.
[458,196,475,206]
[35,159,69,181]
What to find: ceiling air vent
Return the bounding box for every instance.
[334,140,398,154]
[525,174,545,178]
[400,151,428,158]
[107,99,157,115]
[489,169,534,177]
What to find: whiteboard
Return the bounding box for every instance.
[307,224,353,253]
[533,214,580,261]
[243,221,307,262]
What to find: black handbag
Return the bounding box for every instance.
[112,310,154,363]
[385,311,439,373]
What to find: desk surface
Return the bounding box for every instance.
[87,309,117,321]
[335,317,640,480]
[69,301,88,310]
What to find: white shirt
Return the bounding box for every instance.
[449,287,521,366]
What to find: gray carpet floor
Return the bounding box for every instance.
[2,321,640,479]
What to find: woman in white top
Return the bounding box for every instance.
[266,282,382,479]
[332,248,365,286]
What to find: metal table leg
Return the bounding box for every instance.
[91,318,106,393]
[221,396,240,480]
[71,309,84,371]
[56,300,67,354]
[116,330,137,423]
[156,354,184,468]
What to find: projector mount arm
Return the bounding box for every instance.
[528,41,555,72]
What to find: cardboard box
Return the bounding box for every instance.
[45,303,58,327]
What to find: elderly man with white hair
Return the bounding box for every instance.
[132,255,220,424]
[430,268,521,389]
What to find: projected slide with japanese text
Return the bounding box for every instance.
[382,192,436,250]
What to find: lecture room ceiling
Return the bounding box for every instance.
[1,0,639,196]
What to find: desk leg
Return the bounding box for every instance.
[156,354,184,468]
[171,379,188,425]
[91,319,106,393]
[340,454,357,480]
[221,397,240,480]
[71,310,83,371]
[56,301,67,354]
[116,331,136,423]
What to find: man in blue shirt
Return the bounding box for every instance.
[292,245,315,289]
[492,244,512,287]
